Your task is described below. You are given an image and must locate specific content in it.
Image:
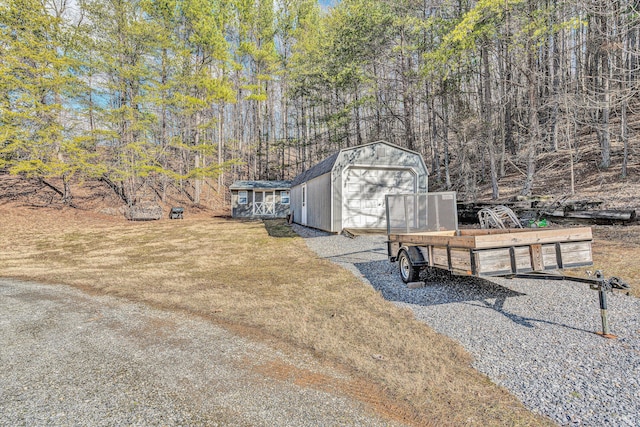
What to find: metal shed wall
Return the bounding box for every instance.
[330,142,428,231]
[291,141,428,232]
[307,173,332,230]
[290,173,331,229]
[290,186,302,223]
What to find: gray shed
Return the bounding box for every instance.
[290,141,428,232]
[229,180,292,219]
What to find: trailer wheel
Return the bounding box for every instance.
[398,250,421,283]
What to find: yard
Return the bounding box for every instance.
[0,207,551,426]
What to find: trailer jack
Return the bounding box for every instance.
[512,271,630,338]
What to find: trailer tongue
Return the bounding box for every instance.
[385,193,629,337]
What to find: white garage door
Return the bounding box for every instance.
[343,167,416,228]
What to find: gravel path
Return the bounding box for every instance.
[295,226,640,427]
[0,278,403,426]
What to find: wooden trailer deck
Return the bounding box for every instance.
[388,227,593,278]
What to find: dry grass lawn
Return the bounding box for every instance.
[0,206,553,426]
[590,225,640,297]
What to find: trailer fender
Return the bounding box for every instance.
[388,242,429,266]
[399,246,429,267]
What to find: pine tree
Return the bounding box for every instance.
[81,0,169,205]
[0,0,82,204]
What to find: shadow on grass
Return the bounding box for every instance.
[263,219,298,238]
[354,259,595,334]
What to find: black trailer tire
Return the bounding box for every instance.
[398,250,421,283]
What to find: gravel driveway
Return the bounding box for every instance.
[295,226,640,427]
[0,279,402,426]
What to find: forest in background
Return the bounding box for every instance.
[1,0,639,208]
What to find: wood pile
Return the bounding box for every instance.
[543,207,637,224]
[458,197,638,226]
[125,204,163,221]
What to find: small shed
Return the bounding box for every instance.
[290,141,428,232]
[229,180,292,219]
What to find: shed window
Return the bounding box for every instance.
[281,191,290,204]
[238,191,248,204]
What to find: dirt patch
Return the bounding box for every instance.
[251,358,428,427]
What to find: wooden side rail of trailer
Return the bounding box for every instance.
[387,227,594,282]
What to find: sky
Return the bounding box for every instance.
[318,0,338,8]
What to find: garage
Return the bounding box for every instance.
[290,141,428,232]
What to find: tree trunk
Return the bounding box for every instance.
[621,99,628,178]
[400,28,416,151]
[521,51,539,197]
[266,80,273,179]
[61,174,73,206]
[194,110,202,205]
[600,53,611,168]
[503,8,515,155]
[218,104,224,192]
[550,13,560,152]
[354,84,363,145]
[430,90,441,183]
[442,91,451,190]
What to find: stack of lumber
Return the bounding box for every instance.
[458,197,638,226]
[543,207,637,224]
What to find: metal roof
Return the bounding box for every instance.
[229,180,292,190]
[291,152,339,186]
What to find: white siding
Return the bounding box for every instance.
[290,173,331,229]
[342,167,416,228]
[305,174,332,230]
[291,141,429,232]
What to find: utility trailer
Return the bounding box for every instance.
[385,193,628,336]
[389,227,594,281]
[386,193,593,282]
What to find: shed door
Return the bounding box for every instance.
[301,183,307,224]
[342,167,416,228]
